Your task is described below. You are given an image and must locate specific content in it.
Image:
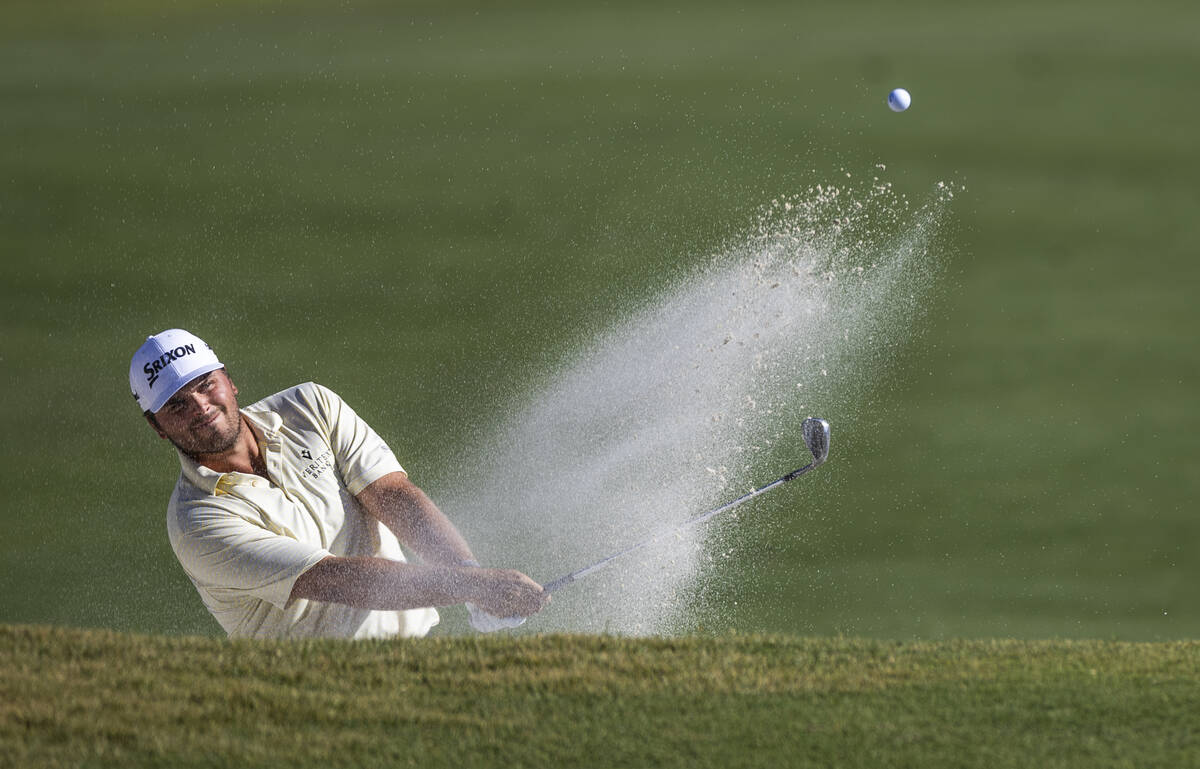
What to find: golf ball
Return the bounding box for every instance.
[887,88,911,112]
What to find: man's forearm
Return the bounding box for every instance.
[349,471,549,618]
[290,555,549,617]
[290,556,481,610]
[357,472,475,565]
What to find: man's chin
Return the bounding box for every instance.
[174,416,242,459]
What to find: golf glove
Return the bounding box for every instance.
[466,602,526,633]
[457,559,526,633]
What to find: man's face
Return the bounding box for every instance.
[148,369,242,458]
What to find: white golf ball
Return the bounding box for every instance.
[887,88,911,112]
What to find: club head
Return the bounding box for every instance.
[801,418,831,467]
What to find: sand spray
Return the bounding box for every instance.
[446,174,956,633]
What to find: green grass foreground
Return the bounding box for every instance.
[4,625,1199,768]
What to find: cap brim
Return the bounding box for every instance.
[146,361,225,414]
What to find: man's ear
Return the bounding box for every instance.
[145,412,168,440]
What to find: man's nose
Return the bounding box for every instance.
[185,392,211,416]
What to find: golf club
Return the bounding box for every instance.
[541,416,832,594]
[467,417,832,631]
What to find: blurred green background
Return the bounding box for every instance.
[2,0,1196,639]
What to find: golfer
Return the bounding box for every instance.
[131,328,548,639]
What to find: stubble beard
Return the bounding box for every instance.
[170,406,244,460]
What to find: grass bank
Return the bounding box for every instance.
[4,625,1199,768]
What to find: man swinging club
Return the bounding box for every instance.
[131,328,548,638]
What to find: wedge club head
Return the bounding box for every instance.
[801,417,831,467]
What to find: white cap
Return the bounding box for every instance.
[130,329,225,414]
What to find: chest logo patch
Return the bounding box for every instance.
[300,449,333,480]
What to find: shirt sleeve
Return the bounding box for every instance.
[169,499,332,610]
[304,383,405,495]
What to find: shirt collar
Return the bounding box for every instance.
[177,408,284,494]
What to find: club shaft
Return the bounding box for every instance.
[541,459,819,594]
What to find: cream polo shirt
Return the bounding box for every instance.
[165,382,440,639]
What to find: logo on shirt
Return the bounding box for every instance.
[301,449,333,480]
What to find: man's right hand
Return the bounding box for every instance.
[466,568,550,618]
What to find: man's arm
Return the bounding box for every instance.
[289,556,547,617]
[288,471,549,618]
[355,471,476,566]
